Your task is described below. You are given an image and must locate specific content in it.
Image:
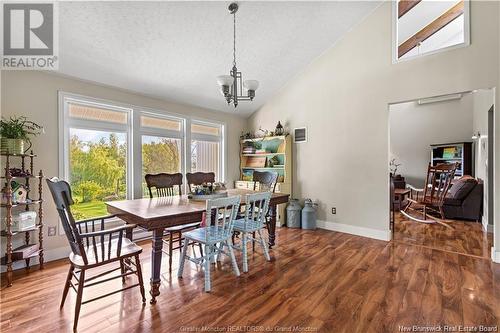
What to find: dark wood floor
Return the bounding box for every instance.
[393,212,493,258]
[1,227,499,333]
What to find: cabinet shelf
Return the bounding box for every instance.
[1,225,41,237]
[242,153,285,157]
[1,199,43,208]
[1,249,41,266]
[0,153,37,157]
[242,167,285,170]
[1,175,43,180]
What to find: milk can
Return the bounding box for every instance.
[286,199,302,228]
[301,199,317,230]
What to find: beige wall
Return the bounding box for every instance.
[1,71,247,265]
[390,94,474,188]
[248,1,499,243]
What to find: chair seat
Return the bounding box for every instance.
[165,222,200,232]
[183,226,231,244]
[233,219,265,232]
[69,238,142,268]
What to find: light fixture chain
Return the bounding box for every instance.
[233,10,236,67]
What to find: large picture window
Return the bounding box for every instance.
[59,93,225,220]
[60,98,132,220]
[140,113,184,196]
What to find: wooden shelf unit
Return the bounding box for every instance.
[1,151,44,287]
[430,142,473,177]
[236,135,292,225]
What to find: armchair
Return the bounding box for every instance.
[46,178,146,331]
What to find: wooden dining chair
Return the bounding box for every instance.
[401,163,458,228]
[232,192,272,273]
[186,172,216,192]
[249,171,277,249]
[252,171,278,192]
[46,178,145,331]
[178,196,241,292]
[145,173,203,272]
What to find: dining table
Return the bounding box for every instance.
[106,189,290,303]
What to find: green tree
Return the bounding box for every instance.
[74,180,103,203]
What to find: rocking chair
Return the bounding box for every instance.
[401,163,458,228]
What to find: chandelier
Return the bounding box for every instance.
[217,3,259,108]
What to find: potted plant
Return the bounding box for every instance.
[0,116,43,154]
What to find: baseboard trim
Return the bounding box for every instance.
[481,217,493,233]
[316,220,391,241]
[492,247,500,263]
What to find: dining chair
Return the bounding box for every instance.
[186,172,216,192]
[145,173,203,272]
[232,192,272,273]
[252,171,278,192]
[249,171,278,250]
[46,178,145,331]
[177,196,241,292]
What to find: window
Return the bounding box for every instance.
[60,97,132,220]
[393,0,470,62]
[59,92,226,219]
[140,113,184,196]
[190,121,224,181]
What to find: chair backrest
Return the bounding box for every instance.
[205,195,241,239]
[186,172,215,192]
[145,173,182,198]
[423,162,458,206]
[46,177,85,258]
[242,192,272,229]
[253,171,278,192]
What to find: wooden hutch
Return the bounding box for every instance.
[236,135,292,225]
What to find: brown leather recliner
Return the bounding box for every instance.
[442,176,483,221]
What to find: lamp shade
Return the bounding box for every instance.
[217,75,233,87]
[243,80,259,91]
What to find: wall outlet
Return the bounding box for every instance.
[48,226,57,236]
[331,207,336,214]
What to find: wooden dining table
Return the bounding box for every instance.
[106,189,289,303]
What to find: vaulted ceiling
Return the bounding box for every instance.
[58,1,380,116]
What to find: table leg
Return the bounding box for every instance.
[267,204,277,249]
[150,227,164,304]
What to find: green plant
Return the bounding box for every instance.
[0,116,43,140]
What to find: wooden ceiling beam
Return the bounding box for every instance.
[398,0,421,18]
[398,1,464,58]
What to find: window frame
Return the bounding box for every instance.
[58,91,227,209]
[58,92,134,201]
[137,109,186,196]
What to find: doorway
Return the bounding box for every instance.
[388,89,494,258]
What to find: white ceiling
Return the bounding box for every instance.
[58,1,381,116]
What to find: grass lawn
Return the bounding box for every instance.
[72,201,109,220]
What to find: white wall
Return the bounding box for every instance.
[472,89,495,230]
[0,71,247,267]
[390,94,473,187]
[248,1,499,244]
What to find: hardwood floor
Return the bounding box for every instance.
[393,212,493,258]
[1,228,499,333]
